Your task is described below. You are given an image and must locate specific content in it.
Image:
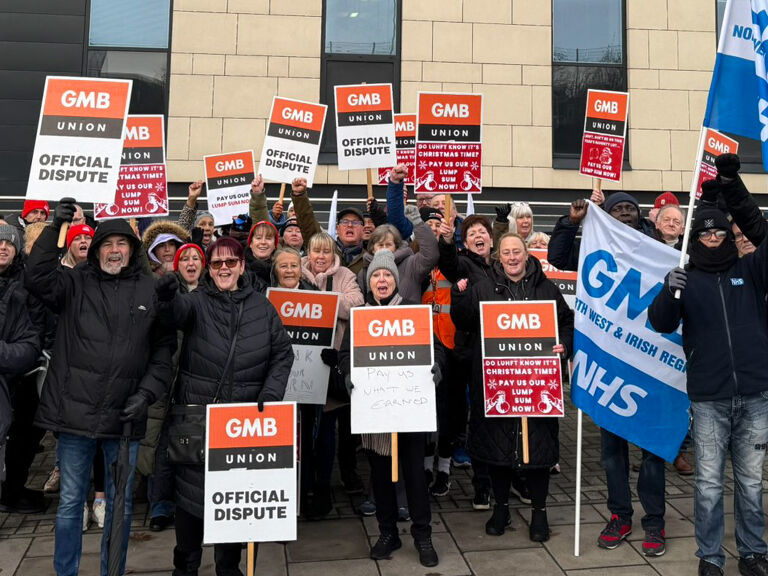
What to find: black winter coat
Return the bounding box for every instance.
[25,222,174,440]
[0,257,40,444]
[548,214,657,271]
[450,257,574,469]
[161,272,294,517]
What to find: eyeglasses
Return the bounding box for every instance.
[338,219,363,227]
[698,229,727,240]
[209,257,240,270]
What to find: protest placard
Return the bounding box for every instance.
[579,89,629,183]
[26,76,132,203]
[350,305,436,434]
[378,113,416,185]
[480,301,564,418]
[266,288,340,405]
[94,115,167,220]
[414,92,482,194]
[204,402,297,544]
[529,250,577,309]
[204,150,255,226]
[696,128,739,197]
[334,83,396,170]
[259,97,327,188]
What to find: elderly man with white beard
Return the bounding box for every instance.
[25,197,173,576]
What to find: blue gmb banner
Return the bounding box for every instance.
[570,202,689,462]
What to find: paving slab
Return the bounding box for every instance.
[25,533,102,557]
[518,504,605,527]
[565,567,657,576]
[667,497,695,518]
[440,510,541,552]
[626,513,695,541]
[286,519,369,563]
[361,513,447,537]
[372,532,471,576]
[543,524,647,570]
[465,548,565,576]
[288,558,378,576]
[0,537,30,575]
[125,529,175,572]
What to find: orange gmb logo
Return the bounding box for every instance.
[481,301,558,340]
[529,250,578,282]
[205,151,254,179]
[267,289,338,329]
[208,404,294,450]
[335,84,393,114]
[352,307,431,348]
[418,93,482,126]
[271,98,327,132]
[586,90,628,122]
[43,78,131,120]
[395,114,416,138]
[704,128,739,156]
[124,116,164,149]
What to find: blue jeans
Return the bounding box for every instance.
[600,428,665,530]
[691,394,768,569]
[54,433,139,576]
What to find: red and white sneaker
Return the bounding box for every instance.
[597,514,632,549]
[642,528,666,557]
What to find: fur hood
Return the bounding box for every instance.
[141,220,190,255]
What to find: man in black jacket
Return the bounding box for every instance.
[650,158,768,576]
[0,225,40,503]
[25,198,173,576]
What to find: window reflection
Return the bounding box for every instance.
[325,0,397,55]
[553,0,623,64]
[87,51,167,114]
[89,0,171,49]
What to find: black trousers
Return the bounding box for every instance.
[173,506,251,576]
[368,432,431,540]
[489,465,550,509]
[436,348,468,459]
[1,375,46,497]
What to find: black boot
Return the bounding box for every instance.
[305,484,333,520]
[485,504,512,536]
[172,546,202,576]
[529,508,550,542]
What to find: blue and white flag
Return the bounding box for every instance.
[704,0,768,169]
[570,203,689,462]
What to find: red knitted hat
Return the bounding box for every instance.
[66,224,95,249]
[653,192,679,210]
[173,243,206,271]
[22,200,50,220]
[247,220,280,250]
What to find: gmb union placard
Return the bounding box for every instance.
[26,76,132,203]
[204,402,297,544]
[266,288,340,405]
[697,128,739,197]
[579,89,629,182]
[94,115,168,220]
[259,97,327,188]
[350,305,436,434]
[334,83,396,170]
[480,301,564,418]
[529,250,577,309]
[204,150,255,226]
[378,113,416,185]
[415,92,483,194]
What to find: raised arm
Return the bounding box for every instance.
[290,177,323,247]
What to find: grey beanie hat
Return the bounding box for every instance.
[0,225,22,254]
[194,211,215,227]
[366,249,399,288]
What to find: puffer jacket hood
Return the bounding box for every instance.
[87,219,145,274]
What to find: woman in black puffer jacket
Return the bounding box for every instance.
[451,232,574,543]
[156,236,294,576]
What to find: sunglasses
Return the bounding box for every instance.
[209,257,240,270]
[698,229,727,240]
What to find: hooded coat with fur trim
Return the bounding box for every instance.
[141,221,190,274]
[24,221,174,439]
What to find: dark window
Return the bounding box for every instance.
[85,0,172,116]
[552,0,627,169]
[714,0,763,172]
[320,0,401,162]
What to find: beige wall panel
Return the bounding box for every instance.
[629,89,689,130]
[678,32,716,71]
[188,117,223,160]
[648,30,678,70]
[166,117,191,160]
[473,24,550,65]
[169,74,214,117]
[222,119,266,157]
[227,0,269,14]
[401,20,433,61]
[237,15,321,57]
[513,126,550,167]
[512,0,550,25]
[269,0,322,17]
[433,22,473,63]
[629,129,671,170]
[521,65,549,86]
[492,166,533,188]
[483,125,512,166]
[670,130,700,171]
[225,55,268,77]
[626,0,668,30]
[629,69,660,90]
[483,64,522,85]
[463,0,511,24]
[423,62,482,83]
[403,0,462,22]
[193,54,225,75]
[289,57,322,79]
[172,11,237,54]
[482,84,532,125]
[628,29,649,68]
[212,76,277,118]
[668,0,715,32]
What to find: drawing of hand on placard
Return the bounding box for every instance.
[537,390,563,415]
[415,171,436,191]
[599,147,612,165]
[486,390,511,415]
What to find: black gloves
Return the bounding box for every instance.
[667,267,688,295]
[190,226,205,250]
[257,398,265,412]
[156,274,179,302]
[715,153,740,179]
[344,374,354,395]
[494,203,511,223]
[431,363,442,387]
[321,348,338,368]
[53,197,77,230]
[120,389,152,422]
[700,179,721,205]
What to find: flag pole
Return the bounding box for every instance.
[574,408,583,557]
[675,125,708,299]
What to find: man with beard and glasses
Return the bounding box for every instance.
[25,197,173,576]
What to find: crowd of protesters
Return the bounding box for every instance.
[0,155,766,576]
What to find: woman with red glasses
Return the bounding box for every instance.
[154,236,294,576]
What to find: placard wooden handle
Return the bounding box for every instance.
[57,223,69,249]
[522,418,530,464]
